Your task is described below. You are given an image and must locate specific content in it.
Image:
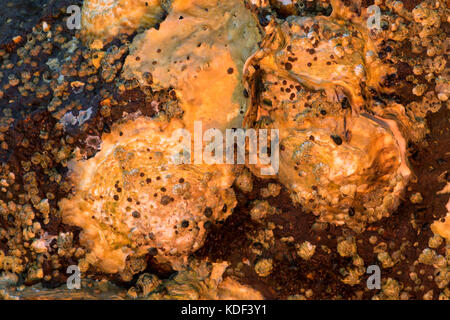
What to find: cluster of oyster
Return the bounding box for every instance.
[61,0,261,275]
[243,0,412,231]
[60,0,438,278]
[122,0,262,132]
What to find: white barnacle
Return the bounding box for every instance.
[354,64,366,79]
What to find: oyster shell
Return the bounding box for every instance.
[122,0,262,131]
[0,261,263,300]
[278,114,409,229]
[59,117,236,274]
[243,2,411,230]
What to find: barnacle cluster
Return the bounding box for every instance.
[59,0,263,277]
[245,14,395,113]
[129,260,264,299]
[60,0,446,270]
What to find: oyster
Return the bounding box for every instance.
[244,8,395,115]
[278,114,409,229]
[81,0,167,45]
[243,2,411,230]
[59,117,236,274]
[122,0,262,131]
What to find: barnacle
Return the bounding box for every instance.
[59,117,236,274]
[81,0,167,45]
[250,101,411,230]
[122,0,262,131]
